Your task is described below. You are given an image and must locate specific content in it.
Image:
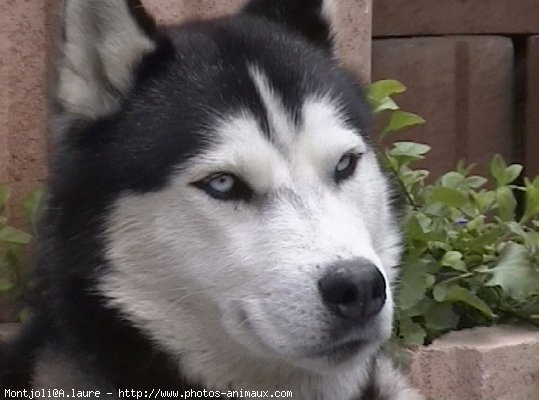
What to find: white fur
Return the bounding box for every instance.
[248,66,296,151]
[56,0,155,119]
[321,0,337,38]
[97,64,403,399]
[32,347,98,390]
[374,356,425,400]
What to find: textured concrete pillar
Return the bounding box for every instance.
[0,31,9,184]
[526,36,539,178]
[0,0,56,219]
[0,0,372,220]
[334,0,372,83]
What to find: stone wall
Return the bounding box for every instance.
[373,0,539,178]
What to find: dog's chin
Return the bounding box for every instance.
[220,305,388,373]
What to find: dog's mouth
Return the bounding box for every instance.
[221,300,386,365]
[304,339,367,361]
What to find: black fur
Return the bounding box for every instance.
[1,0,371,395]
[243,0,334,50]
[126,0,157,39]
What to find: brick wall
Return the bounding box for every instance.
[0,0,372,220]
[373,0,539,178]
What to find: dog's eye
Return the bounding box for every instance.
[334,153,360,183]
[208,174,235,193]
[193,173,253,202]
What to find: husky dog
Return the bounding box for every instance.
[0,0,424,399]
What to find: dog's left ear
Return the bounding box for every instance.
[242,0,336,51]
[54,0,158,120]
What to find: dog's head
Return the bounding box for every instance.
[51,0,401,377]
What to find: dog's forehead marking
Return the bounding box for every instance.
[190,66,368,191]
[248,65,296,151]
[247,65,367,168]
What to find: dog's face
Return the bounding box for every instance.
[52,0,401,376]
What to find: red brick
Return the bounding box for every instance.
[372,36,514,178]
[374,0,539,37]
[525,36,539,178]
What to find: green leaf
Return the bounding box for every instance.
[464,176,488,189]
[1,246,22,275]
[0,279,15,292]
[0,226,32,244]
[366,80,406,114]
[380,111,426,140]
[399,318,427,346]
[521,184,539,224]
[0,184,10,209]
[506,222,528,241]
[424,303,460,331]
[496,187,517,222]
[18,307,32,323]
[466,215,485,231]
[429,186,467,208]
[398,258,431,310]
[433,284,448,302]
[504,164,523,185]
[405,297,435,318]
[440,172,465,189]
[371,97,400,114]
[22,188,45,232]
[465,228,502,251]
[489,155,507,187]
[389,142,431,159]
[487,243,539,300]
[488,157,522,186]
[441,285,495,317]
[471,190,496,214]
[441,251,467,271]
[366,80,406,102]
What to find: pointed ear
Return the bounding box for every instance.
[242,0,336,51]
[54,0,157,120]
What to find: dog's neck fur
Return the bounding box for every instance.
[163,326,375,400]
[34,292,372,399]
[97,299,374,399]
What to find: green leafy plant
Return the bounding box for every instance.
[367,80,539,346]
[0,184,45,322]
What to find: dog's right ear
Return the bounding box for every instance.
[54,0,157,120]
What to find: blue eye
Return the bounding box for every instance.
[334,153,360,183]
[336,155,353,172]
[192,173,254,202]
[208,174,235,194]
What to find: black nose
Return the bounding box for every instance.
[318,259,386,320]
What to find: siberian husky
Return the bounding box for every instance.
[0,0,423,399]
